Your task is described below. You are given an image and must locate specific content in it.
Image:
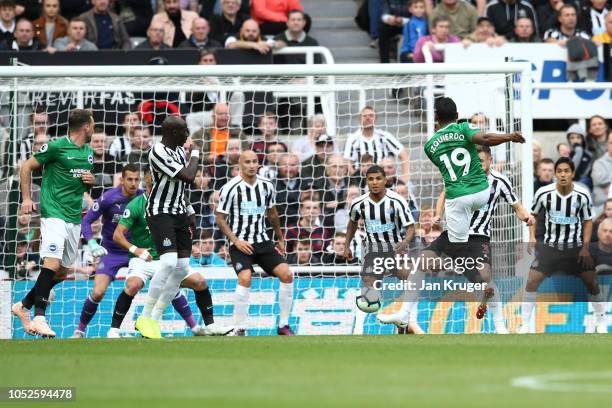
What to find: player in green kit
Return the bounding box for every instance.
[109,168,231,338]
[12,109,96,338]
[424,97,525,244]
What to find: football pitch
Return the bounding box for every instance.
[1,335,611,407]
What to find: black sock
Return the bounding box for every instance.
[22,278,61,310]
[111,291,134,329]
[195,288,214,326]
[34,268,56,317]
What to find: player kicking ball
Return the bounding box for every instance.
[71,164,143,338]
[520,157,608,334]
[109,168,231,338]
[12,109,95,337]
[216,151,295,336]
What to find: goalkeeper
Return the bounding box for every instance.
[109,168,231,338]
[71,164,143,338]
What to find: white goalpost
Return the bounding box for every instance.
[0,63,534,338]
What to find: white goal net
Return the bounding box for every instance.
[0,63,535,338]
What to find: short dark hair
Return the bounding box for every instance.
[559,3,577,15]
[431,16,451,28]
[477,145,492,156]
[198,48,217,63]
[555,156,575,172]
[287,9,305,19]
[360,153,374,163]
[409,0,425,6]
[366,164,385,178]
[199,229,213,240]
[68,109,93,132]
[70,17,86,25]
[0,0,16,9]
[122,163,140,176]
[537,158,554,169]
[93,126,105,134]
[434,97,457,123]
[334,232,347,239]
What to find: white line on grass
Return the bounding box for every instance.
[511,372,612,393]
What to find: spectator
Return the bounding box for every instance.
[349,153,374,189]
[33,0,68,48]
[251,111,280,163]
[566,123,593,187]
[273,9,318,64]
[379,0,411,63]
[544,4,590,45]
[186,51,244,134]
[557,142,571,158]
[582,0,609,36]
[213,137,241,190]
[287,240,321,265]
[258,141,287,179]
[200,0,249,19]
[0,0,15,45]
[301,133,334,188]
[78,0,131,50]
[592,132,612,209]
[89,128,122,199]
[429,0,478,39]
[416,204,435,241]
[151,0,198,47]
[119,0,155,37]
[285,199,330,256]
[586,114,610,160]
[344,106,410,183]
[334,184,361,233]
[135,20,170,49]
[485,0,539,40]
[462,16,507,47]
[225,18,281,53]
[322,232,358,265]
[0,18,43,50]
[534,157,555,191]
[19,109,49,160]
[399,0,428,63]
[200,189,221,231]
[178,17,222,49]
[18,132,47,190]
[592,199,612,242]
[510,16,539,42]
[537,0,565,35]
[292,114,328,162]
[208,0,248,44]
[49,17,98,51]
[533,140,542,174]
[13,237,40,280]
[379,156,402,188]
[190,231,227,266]
[315,154,350,227]
[394,182,419,222]
[191,102,242,163]
[125,126,153,164]
[251,0,304,36]
[413,16,460,62]
[592,11,612,43]
[276,152,304,228]
[108,112,141,160]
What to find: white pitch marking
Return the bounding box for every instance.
[511,371,612,393]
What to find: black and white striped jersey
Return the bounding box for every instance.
[146,142,188,216]
[531,183,594,248]
[349,189,414,250]
[217,175,276,244]
[343,128,403,167]
[469,169,519,237]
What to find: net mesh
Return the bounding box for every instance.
[0,70,548,338]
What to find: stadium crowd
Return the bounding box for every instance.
[0,0,609,280]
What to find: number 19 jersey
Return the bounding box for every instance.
[424,122,488,199]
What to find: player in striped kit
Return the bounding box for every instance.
[521,157,608,334]
[135,116,200,339]
[433,146,535,334]
[343,165,418,328]
[216,150,295,336]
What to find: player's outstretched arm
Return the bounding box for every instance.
[175,149,201,184]
[112,224,152,262]
[472,131,525,146]
[267,206,285,254]
[19,157,42,215]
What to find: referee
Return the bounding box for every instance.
[216,150,295,336]
[135,116,200,339]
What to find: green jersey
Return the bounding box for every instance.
[34,136,94,224]
[119,194,159,261]
[424,122,489,199]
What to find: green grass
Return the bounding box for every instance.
[1,335,611,407]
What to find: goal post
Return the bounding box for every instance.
[0,62,540,338]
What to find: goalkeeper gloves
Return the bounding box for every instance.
[88,239,108,258]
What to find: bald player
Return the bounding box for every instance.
[216,150,295,336]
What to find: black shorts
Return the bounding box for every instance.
[229,241,287,275]
[147,213,192,254]
[426,231,490,264]
[531,245,588,276]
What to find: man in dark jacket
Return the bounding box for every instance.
[0,19,43,50]
[78,0,131,49]
[178,17,221,50]
[485,0,539,39]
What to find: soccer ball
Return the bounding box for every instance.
[355,288,381,313]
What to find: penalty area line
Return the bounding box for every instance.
[511,371,612,393]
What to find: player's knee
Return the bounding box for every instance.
[91,288,107,302]
[43,258,61,272]
[124,278,143,296]
[186,276,206,291]
[237,271,252,288]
